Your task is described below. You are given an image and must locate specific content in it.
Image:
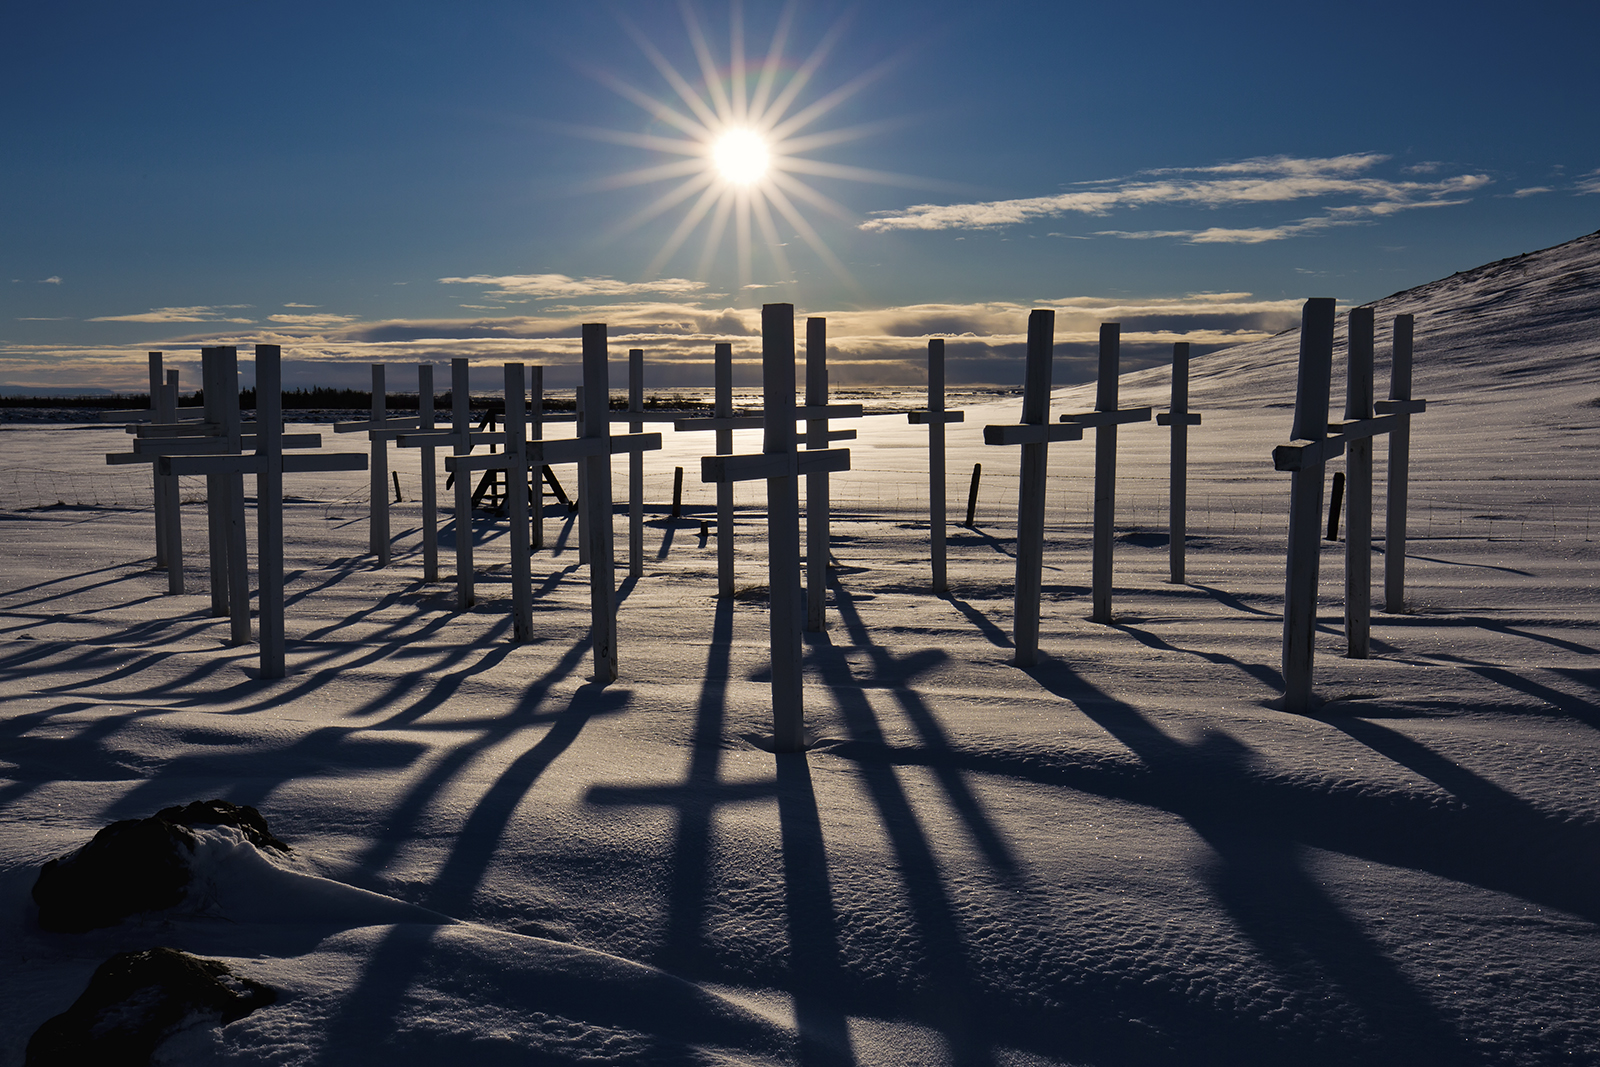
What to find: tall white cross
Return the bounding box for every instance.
[1155,343,1202,584]
[907,338,965,594]
[700,304,851,751]
[982,310,1085,667]
[1057,323,1152,623]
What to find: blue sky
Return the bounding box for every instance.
[3,0,1596,393]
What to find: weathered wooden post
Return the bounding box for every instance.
[629,349,645,579]
[581,327,619,679]
[983,311,1085,667]
[1275,299,1337,712]
[504,363,534,642]
[204,346,250,643]
[702,305,851,750]
[158,368,184,594]
[908,338,966,594]
[576,386,590,566]
[158,345,365,678]
[1382,314,1422,612]
[1058,324,1152,623]
[965,463,981,527]
[145,353,169,568]
[530,365,545,553]
[257,345,286,675]
[799,321,862,629]
[452,358,474,608]
[369,365,390,566]
[1344,310,1375,656]
[713,344,738,597]
[445,341,661,677]
[418,364,440,582]
[1156,342,1202,583]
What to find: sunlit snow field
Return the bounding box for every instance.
[2,235,1598,1065]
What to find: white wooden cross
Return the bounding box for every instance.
[1272,303,1427,709]
[1057,323,1152,623]
[445,328,662,680]
[700,304,851,751]
[158,345,366,678]
[333,364,424,568]
[1155,342,1202,583]
[982,310,1085,667]
[100,352,191,592]
[802,317,861,633]
[1381,315,1421,612]
[674,342,757,597]
[906,338,966,594]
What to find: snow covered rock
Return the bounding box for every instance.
[24,946,276,1066]
[31,800,288,932]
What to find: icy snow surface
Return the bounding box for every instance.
[1,231,1598,1064]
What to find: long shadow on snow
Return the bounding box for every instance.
[1021,658,1484,1066]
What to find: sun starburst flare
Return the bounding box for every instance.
[572,2,931,293]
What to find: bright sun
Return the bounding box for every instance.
[710,129,770,186]
[577,6,924,289]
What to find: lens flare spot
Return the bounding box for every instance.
[711,129,770,186]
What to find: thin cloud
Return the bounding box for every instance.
[438,273,708,300]
[860,154,1492,242]
[283,302,321,308]
[1577,171,1600,196]
[39,276,63,285]
[88,306,256,324]
[267,312,360,327]
[1509,186,1554,198]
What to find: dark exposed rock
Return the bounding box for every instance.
[25,947,276,1067]
[32,800,289,932]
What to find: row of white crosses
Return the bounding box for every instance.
[1273,301,1425,711]
[105,346,366,677]
[437,326,663,681]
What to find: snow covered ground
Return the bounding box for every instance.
[2,232,1597,1064]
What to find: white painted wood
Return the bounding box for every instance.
[256,345,286,678]
[202,348,230,620]
[1091,324,1120,624]
[629,348,644,580]
[1344,308,1375,658]
[530,365,544,553]
[1282,299,1336,712]
[369,364,390,567]
[907,339,964,595]
[763,306,804,750]
[1160,343,1202,584]
[581,326,619,683]
[452,358,475,609]
[504,363,534,642]
[982,310,1058,667]
[148,353,167,568]
[715,342,735,598]
[576,386,590,566]
[1385,314,1415,613]
[419,364,439,583]
[805,317,829,632]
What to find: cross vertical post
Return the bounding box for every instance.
[908,338,966,594]
[1157,343,1202,583]
[629,348,645,579]
[1091,324,1119,622]
[765,306,803,747]
[805,317,829,631]
[257,344,285,677]
[452,358,475,608]
[714,342,735,597]
[576,386,590,566]
[1384,314,1416,612]
[582,326,619,682]
[1281,298,1337,712]
[419,364,439,583]
[369,364,390,566]
[504,363,534,641]
[148,353,168,568]
[201,348,231,619]
[1344,308,1375,657]
[530,365,545,552]
[160,367,184,594]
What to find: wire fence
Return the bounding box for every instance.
[6,460,1593,548]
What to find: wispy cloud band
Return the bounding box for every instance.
[860,154,1492,242]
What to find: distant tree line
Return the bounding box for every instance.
[2,389,712,412]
